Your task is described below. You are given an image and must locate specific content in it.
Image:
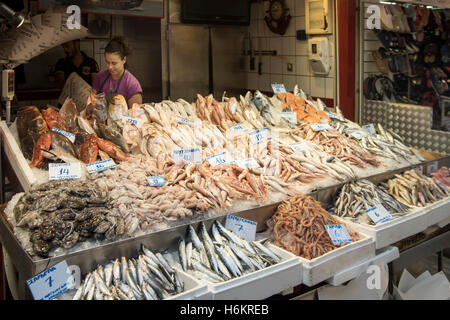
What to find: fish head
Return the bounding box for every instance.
[50,131,77,158]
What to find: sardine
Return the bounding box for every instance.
[178,237,187,271]
[191,259,224,282]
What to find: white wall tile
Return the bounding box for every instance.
[295,0,306,17]
[283,36,296,56]
[270,37,282,55]
[259,74,272,92]
[271,56,283,74]
[249,19,258,36]
[283,74,297,91]
[259,55,271,74]
[311,76,325,98]
[295,16,306,30]
[251,3,260,21]
[295,40,308,56]
[259,19,270,37]
[247,73,259,90]
[283,56,296,75]
[285,0,295,16]
[296,56,310,76]
[262,1,270,20]
[285,18,296,37]
[271,74,283,86]
[296,76,310,94]
[325,77,334,100]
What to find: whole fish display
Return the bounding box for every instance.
[13,180,123,258]
[172,221,282,283]
[332,179,411,225]
[380,169,449,207]
[70,244,185,300]
[16,106,49,160]
[267,193,361,260]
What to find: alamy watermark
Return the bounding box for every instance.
[366,5,381,30]
[66,5,81,30]
[366,264,382,290]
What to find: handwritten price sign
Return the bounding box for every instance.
[49,163,81,180]
[85,159,116,174]
[225,214,257,241]
[146,176,166,187]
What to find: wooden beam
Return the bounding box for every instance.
[337,0,357,121]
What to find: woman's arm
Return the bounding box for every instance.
[128,93,142,107]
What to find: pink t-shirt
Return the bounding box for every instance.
[93,69,143,101]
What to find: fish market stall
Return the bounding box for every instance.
[0,86,449,300]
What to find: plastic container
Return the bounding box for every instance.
[299,234,376,287]
[166,269,212,300]
[193,243,302,300]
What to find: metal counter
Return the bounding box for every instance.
[1,156,449,299]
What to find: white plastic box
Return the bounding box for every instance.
[166,269,212,300]
[342,197,450,250]
[299,234,376,287]
[191,243,302,300]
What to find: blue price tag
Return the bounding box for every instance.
[325,225,353,246]
[324,111,340,120]
[146,176,166,187]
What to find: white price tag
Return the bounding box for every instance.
[365,204,393,224]
[248,128,270,145]
[290,141,308,153]
[27,260,73,300]
[85,159,116,174]
[227,122,252,139]
[411,165,424,174]
[310,123,332,131]
[324,111,340,120]
[225,214,257,241]
[207,152,233,166]
[234,158,261,169]
[176,116,194,127]
[362,124,377,135]
[173,148,202,165]
[122,115,142,128]
[278,112,297,124]
[427,161,438,175]
[324,225,353,246]
[146,176,166,187]
[271,83,287,94]
[349,130,368,140]
[52,128,75,144]
[49,163,81,180]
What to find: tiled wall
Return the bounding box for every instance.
[245,0,336,100]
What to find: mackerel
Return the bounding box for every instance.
[178,237,188,272]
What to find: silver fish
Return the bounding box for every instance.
[72,285,83,300]
[186,241,193,269]
[104,263,113,288]
[156,252,175,275]
[178,237,188,272]
[215,244,241,278]
[142,282,159,300]
[113,259,121,283]
[228,241,255,272]
[82,272,94,298]
[86,284,95,300]
[251,241,281,264]
[191,259,224,282]
[120,257,128,283]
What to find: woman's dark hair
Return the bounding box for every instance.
[105,37,131,67]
